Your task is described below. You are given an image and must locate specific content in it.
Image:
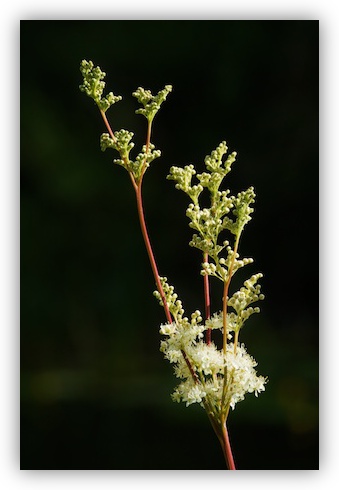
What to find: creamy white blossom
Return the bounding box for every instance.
[159,315,267,411]
[172,379,207,406]
[224,342,267,409]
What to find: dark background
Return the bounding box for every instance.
[21,20,319,470]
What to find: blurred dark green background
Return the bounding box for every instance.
[21,20,318,469]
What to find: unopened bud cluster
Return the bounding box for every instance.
[79,60,122,112]
[168,141,261,289]
[80,60,170,184]
[133,85,173,122]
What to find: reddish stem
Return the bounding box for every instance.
[135,182,200,384]
[222,422,236,470]
[99,109,205,426]
[135,184,172,324]
[100,109,117,142]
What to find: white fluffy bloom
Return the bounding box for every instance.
[187,342,225,375]
[205,312,223,330]
[159,322,177,336]
[159,321,204,365]
[225,343,267,409]
[172,379,206,406]
[205,311,237,334]
[159,316,267,411]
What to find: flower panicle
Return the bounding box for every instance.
[162,141,266,416]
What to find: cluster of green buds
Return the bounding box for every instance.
[168,142,262,293]
[168,142,256,264]
[79,59,171,185]
[79,59,122,112]
[133,85,173,123]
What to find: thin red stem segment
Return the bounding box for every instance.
[135,182,200,385]
[222,422,236,470]
[100,110,116,142]
[135,184,172,325]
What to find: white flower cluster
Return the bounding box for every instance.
[224,343,267,409]
[159,313,267,409]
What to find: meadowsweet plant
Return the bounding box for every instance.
[79,59,267,469]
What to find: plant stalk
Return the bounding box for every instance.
[221,420,236,470]
[203,252,211,344]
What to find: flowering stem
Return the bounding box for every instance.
[100,109,138,191]
[205,397,235,470]
[99,110,199,384]
[203,252,211,344]
[219,234,240,470]
[78,67,267,473]
[222,234,240,354]
[135,182,201,385]
[206,411,226,456]
[132,120,172,322]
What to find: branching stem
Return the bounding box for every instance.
[222,234,240,354]
[203,252,211,344]
[79,68,266,473]
[100,109,117,143]
[99,103,236,470]
[135,182,172,324]
[219,234,240,469]
[99,110,199,384]
[100,108,138,191]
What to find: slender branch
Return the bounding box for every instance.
[100,107,201,405]
[145,119,152,153]
[206,412,225,457]
[221,233,240,422]
[203,252,211,344]
[135,182,201,385]
[233,330,239,354]
[139,119,152,188]
[135,184,172,324]
[100,109,117,143]
[222,234,240,354]
[99,109,138,191]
